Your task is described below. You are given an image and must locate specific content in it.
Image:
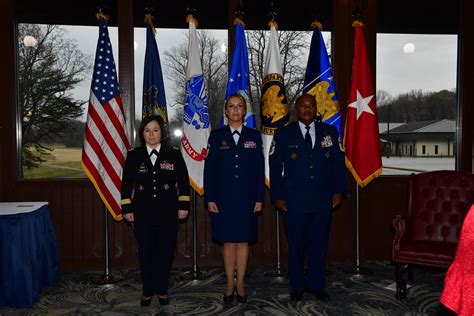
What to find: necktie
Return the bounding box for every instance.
[305,125,312,149]
[232,130,240,144]
[150,149,158,166]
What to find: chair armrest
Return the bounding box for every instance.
[392,215,406,255]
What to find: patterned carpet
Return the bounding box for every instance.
[0,261,452,315]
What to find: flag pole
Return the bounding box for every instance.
[181,189,203,282]
[264,208,286,281]
[261,3,286,282]
[93,205,120,285]
[343,183,372,276]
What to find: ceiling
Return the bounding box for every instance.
[15,0,460,34]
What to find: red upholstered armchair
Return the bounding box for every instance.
[392,170,474,299]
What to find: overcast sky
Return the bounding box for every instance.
[55,26,457,121]
[376,33,457,96]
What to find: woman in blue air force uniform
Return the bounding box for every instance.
[121,115,190,307]
[204,93,265,303]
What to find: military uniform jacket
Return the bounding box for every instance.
[204,125,265,207]
[270,121,346,212]
[121,145,190,224]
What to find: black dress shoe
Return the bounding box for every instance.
[158,295,170,305]
[140,296,152,307]
[313,290,330,301]
[223,292,234,304]
[236,293,247,303]
[290,292,303,301]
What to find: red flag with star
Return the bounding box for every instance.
[343,21,382,187]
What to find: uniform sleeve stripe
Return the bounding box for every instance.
[178,196,191,201]
[121,198,132,205]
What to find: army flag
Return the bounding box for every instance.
[261,21,289,187]
[344,21,382,187]
[303,21,342,139]
[223,18,255,128]
[82,14,131,220]
[180,15,210,196]
[142,15,168,123]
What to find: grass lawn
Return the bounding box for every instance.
[23,146,86,179]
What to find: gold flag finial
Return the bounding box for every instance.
[268,20,278,30]
[96,12,109,21]
[145,14,157,33]
[352,20,364,27]
[234,17,245,28]
[186,14,198,27]
[311,20,323,30]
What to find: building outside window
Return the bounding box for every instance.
[377,33,458,175]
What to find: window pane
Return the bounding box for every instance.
[18,23,118,179]
[377,34,458,175]
[133,27,228,147]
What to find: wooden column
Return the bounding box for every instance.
[0,0,17,200]
[456,0,473,172]
[117,0,135,144]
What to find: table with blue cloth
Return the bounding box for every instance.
[0,202,59,308]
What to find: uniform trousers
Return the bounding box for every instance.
[134,220,178,296]
[284,209,332,293]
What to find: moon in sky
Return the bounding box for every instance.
[403,42,415,54]
[220,42,227,53]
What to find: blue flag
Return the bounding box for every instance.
[142,21,168,122]
[223,20,255,128]
[303,26,342,138]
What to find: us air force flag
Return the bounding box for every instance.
[303,21,342,139]
[261,21,288,187]
[223,18,255,128]
[180,15,210,196]
[143,15,168,122]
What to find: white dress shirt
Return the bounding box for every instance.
[229,125,243,145]
[298,121,316,148]
[146,144,161,166]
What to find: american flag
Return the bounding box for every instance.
[82,17,131,220]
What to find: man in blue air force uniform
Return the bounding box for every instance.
[270,94,346,301]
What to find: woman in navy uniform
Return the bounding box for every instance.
[270,94,346,301]
[121,115,190,307]
[204,93,265,303]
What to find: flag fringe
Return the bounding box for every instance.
[189,178,204,196]
[186,15,198,27]
[344,157,382,188]
[81,161,123,221]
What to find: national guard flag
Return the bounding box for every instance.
[142,15,168,123]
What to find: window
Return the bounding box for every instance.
[377,33,458,175]
[17,23,119,179]
[133,27,228,147]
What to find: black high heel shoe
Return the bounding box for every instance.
[140,296,152,307]
[223,289,234,304]
[236,292,247,303]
